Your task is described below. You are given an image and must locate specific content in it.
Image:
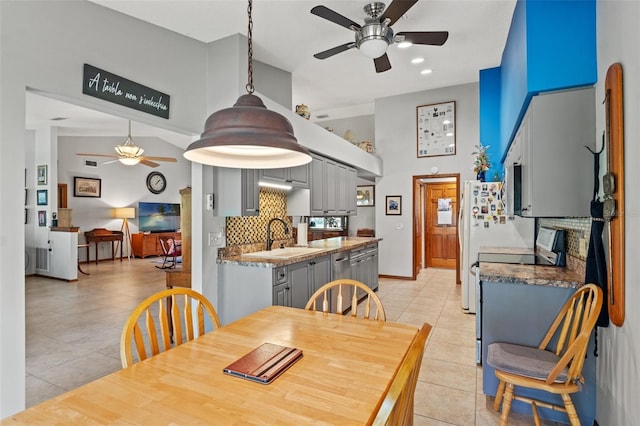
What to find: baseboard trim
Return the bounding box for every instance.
[378,274,414,280]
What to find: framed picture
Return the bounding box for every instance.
[416,100,456,158]
[37,165,47,185]
[356,185,375,207]
[36,189,48,206]
[38,210,46,227]
[385,195,402,215]
[74,176,102,198]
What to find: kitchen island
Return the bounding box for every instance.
[217,237,381,325]
[478,254,595,425]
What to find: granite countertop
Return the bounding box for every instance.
[218,237,382,267]
[478,246,585,289]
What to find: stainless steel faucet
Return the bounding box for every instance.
[266,218,290,250]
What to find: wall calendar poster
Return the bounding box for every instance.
[417,101,456,158]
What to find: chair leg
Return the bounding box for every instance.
[531,401,541,426]
[494,380,506,412]
[499,383,514,426]
[561,393,581,426]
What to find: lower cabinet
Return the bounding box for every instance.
[351,244,379,294]
[281,255,331,309]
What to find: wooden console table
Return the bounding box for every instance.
[84,228,123,265]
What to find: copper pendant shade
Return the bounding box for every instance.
[184,94,311,169]
[183,0,311,169]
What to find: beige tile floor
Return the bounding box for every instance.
[25,259,553,424]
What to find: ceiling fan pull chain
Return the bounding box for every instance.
[246,0,254,94]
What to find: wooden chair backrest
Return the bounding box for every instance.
[120,288,220,368]
[538,283,602,385]
[371,323,432,425]
[305,279,386,321]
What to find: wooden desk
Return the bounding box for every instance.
[3,306,418,425]
[84,228,123,265]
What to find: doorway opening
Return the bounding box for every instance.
[412,174,460,284]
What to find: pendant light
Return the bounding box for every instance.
[184,0,312,169]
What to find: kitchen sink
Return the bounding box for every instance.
[241,247,325,259]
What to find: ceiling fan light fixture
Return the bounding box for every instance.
[119,157,141,166]
[183,0,311,169]
[356,23,394,59]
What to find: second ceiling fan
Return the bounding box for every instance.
[76,120,177,168]
[311,0,449,73]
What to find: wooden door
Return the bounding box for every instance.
[413,179,423,277]
[425,182,457,268]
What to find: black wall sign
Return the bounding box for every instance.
[82,64,170,119]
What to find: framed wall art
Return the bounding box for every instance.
[416,100,456,158]
[74,177,102,198]
[38,210,47,227]
[36,189,48,206]
[356,185,375,207]
[37,165,47,185]
[385,195,402,215]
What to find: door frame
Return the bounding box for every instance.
[412,173,460,284]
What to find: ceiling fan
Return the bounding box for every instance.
[311,0,449,73]
[76,120,178,168]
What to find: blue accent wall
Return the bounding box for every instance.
[480,0,597,169]
[479,67,503,181]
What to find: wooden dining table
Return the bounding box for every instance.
[3,306,419,425]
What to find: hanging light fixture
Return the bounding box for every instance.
[184,0,312,169]
[116,121,143,165]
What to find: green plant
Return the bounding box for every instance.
[472,143,490,174]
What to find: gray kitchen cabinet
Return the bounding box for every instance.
[506,87,594,217]
[260,163,310,189]
[242,169,260,216]
[287,255,331,309]
[351,244,379,296]
[214,168,259,217]
[304,153,357,216]
[310,154,325,216]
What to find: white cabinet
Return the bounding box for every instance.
[505,87,594,217]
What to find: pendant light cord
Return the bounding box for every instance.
[246,0,255,94]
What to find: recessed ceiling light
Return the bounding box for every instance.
[411,57,424,64]
[398,41,412,49]
[421,69,433,75]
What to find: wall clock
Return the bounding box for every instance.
[146,171,167,194]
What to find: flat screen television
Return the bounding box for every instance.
[138,202,181,233]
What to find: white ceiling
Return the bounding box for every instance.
[26,0,516,148]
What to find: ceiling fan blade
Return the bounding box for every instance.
[382,0,419,26]
[314,42,355,60]
[311,5,361,31]
[141,156,177,162]
[396,31,449,46]
[140,159,160,168]
[76,153,120,158]
[99,159,121,166]
[374,54,392,73]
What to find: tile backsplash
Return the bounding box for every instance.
[538,217,591,261]
[225,188,293,247]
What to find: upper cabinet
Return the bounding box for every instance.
[480,0,597,165]
[260,163,310,189]
[214,168,260,217]
[504,87,594,217]
[290,153,357,217]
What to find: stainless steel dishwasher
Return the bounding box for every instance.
[331,252,351,313]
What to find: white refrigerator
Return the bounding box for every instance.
[458,181,535,313]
